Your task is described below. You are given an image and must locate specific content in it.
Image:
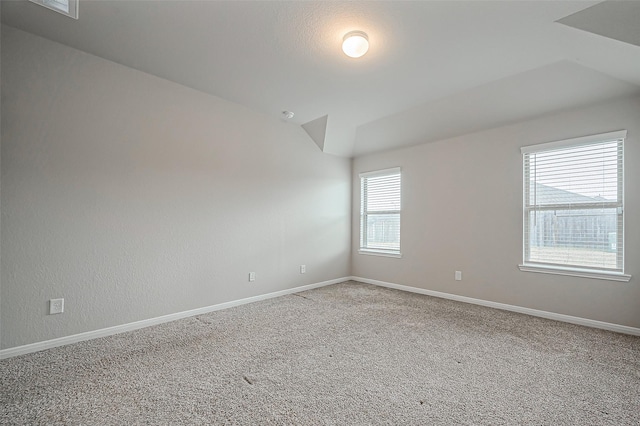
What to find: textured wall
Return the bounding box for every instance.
[1,26,351,349]
[353,95,640,328]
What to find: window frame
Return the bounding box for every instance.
[29,0,78,19]
[519,130,630,282]
[359,167,402,258]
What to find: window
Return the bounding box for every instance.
[359,168,401,257]
[520,130,630,281]
[29,0,78,19]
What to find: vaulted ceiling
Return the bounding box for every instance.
[2,0,640,157]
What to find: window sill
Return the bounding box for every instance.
[518,264,631,282]
[358,249,402,259]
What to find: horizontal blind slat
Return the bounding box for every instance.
[361,169,401,253]
[523,136,623,273]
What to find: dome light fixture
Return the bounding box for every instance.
[342,31,369,58]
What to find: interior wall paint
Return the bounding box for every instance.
[352,95,640,328]
[0,26,351,350]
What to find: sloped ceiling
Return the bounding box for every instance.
[557,0,640,48]
[2,0,639,157]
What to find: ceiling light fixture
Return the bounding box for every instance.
[342,31,369,58]
[282,111,295,119]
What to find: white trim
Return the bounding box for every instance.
[521,132,626,274]
[359,167,401,179]
[351,276,640,336]
[520,130,626,154]
[358,249,402,258]
[0,277,348,360]
[518,264,631,282]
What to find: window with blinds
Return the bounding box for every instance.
[521,130,626,276]
[29,0,78,19]
[360,168,401,256]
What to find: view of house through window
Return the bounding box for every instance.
[359,168,401,256]
[521,131,625,274]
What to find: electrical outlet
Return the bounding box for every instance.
[455,271,462,281]
[49,298,64,315]
[300,265,306,274]
[248,272,256,282]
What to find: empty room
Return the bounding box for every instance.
[1,0,639,424]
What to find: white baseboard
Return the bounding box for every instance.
[350,276,640,336]
[0,277,349,360]
[4,275,636,359]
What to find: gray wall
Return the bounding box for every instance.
[1,26,351,349]
[2,23,639,352]
[353,95,640,328]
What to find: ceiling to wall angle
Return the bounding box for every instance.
[3,0,640,157]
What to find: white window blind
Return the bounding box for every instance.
[29,0,78,19]
[521,131,625,274]
[360,168,401,255]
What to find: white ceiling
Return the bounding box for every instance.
[2,0,640,157]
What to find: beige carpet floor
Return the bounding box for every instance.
[1,281,639,425]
